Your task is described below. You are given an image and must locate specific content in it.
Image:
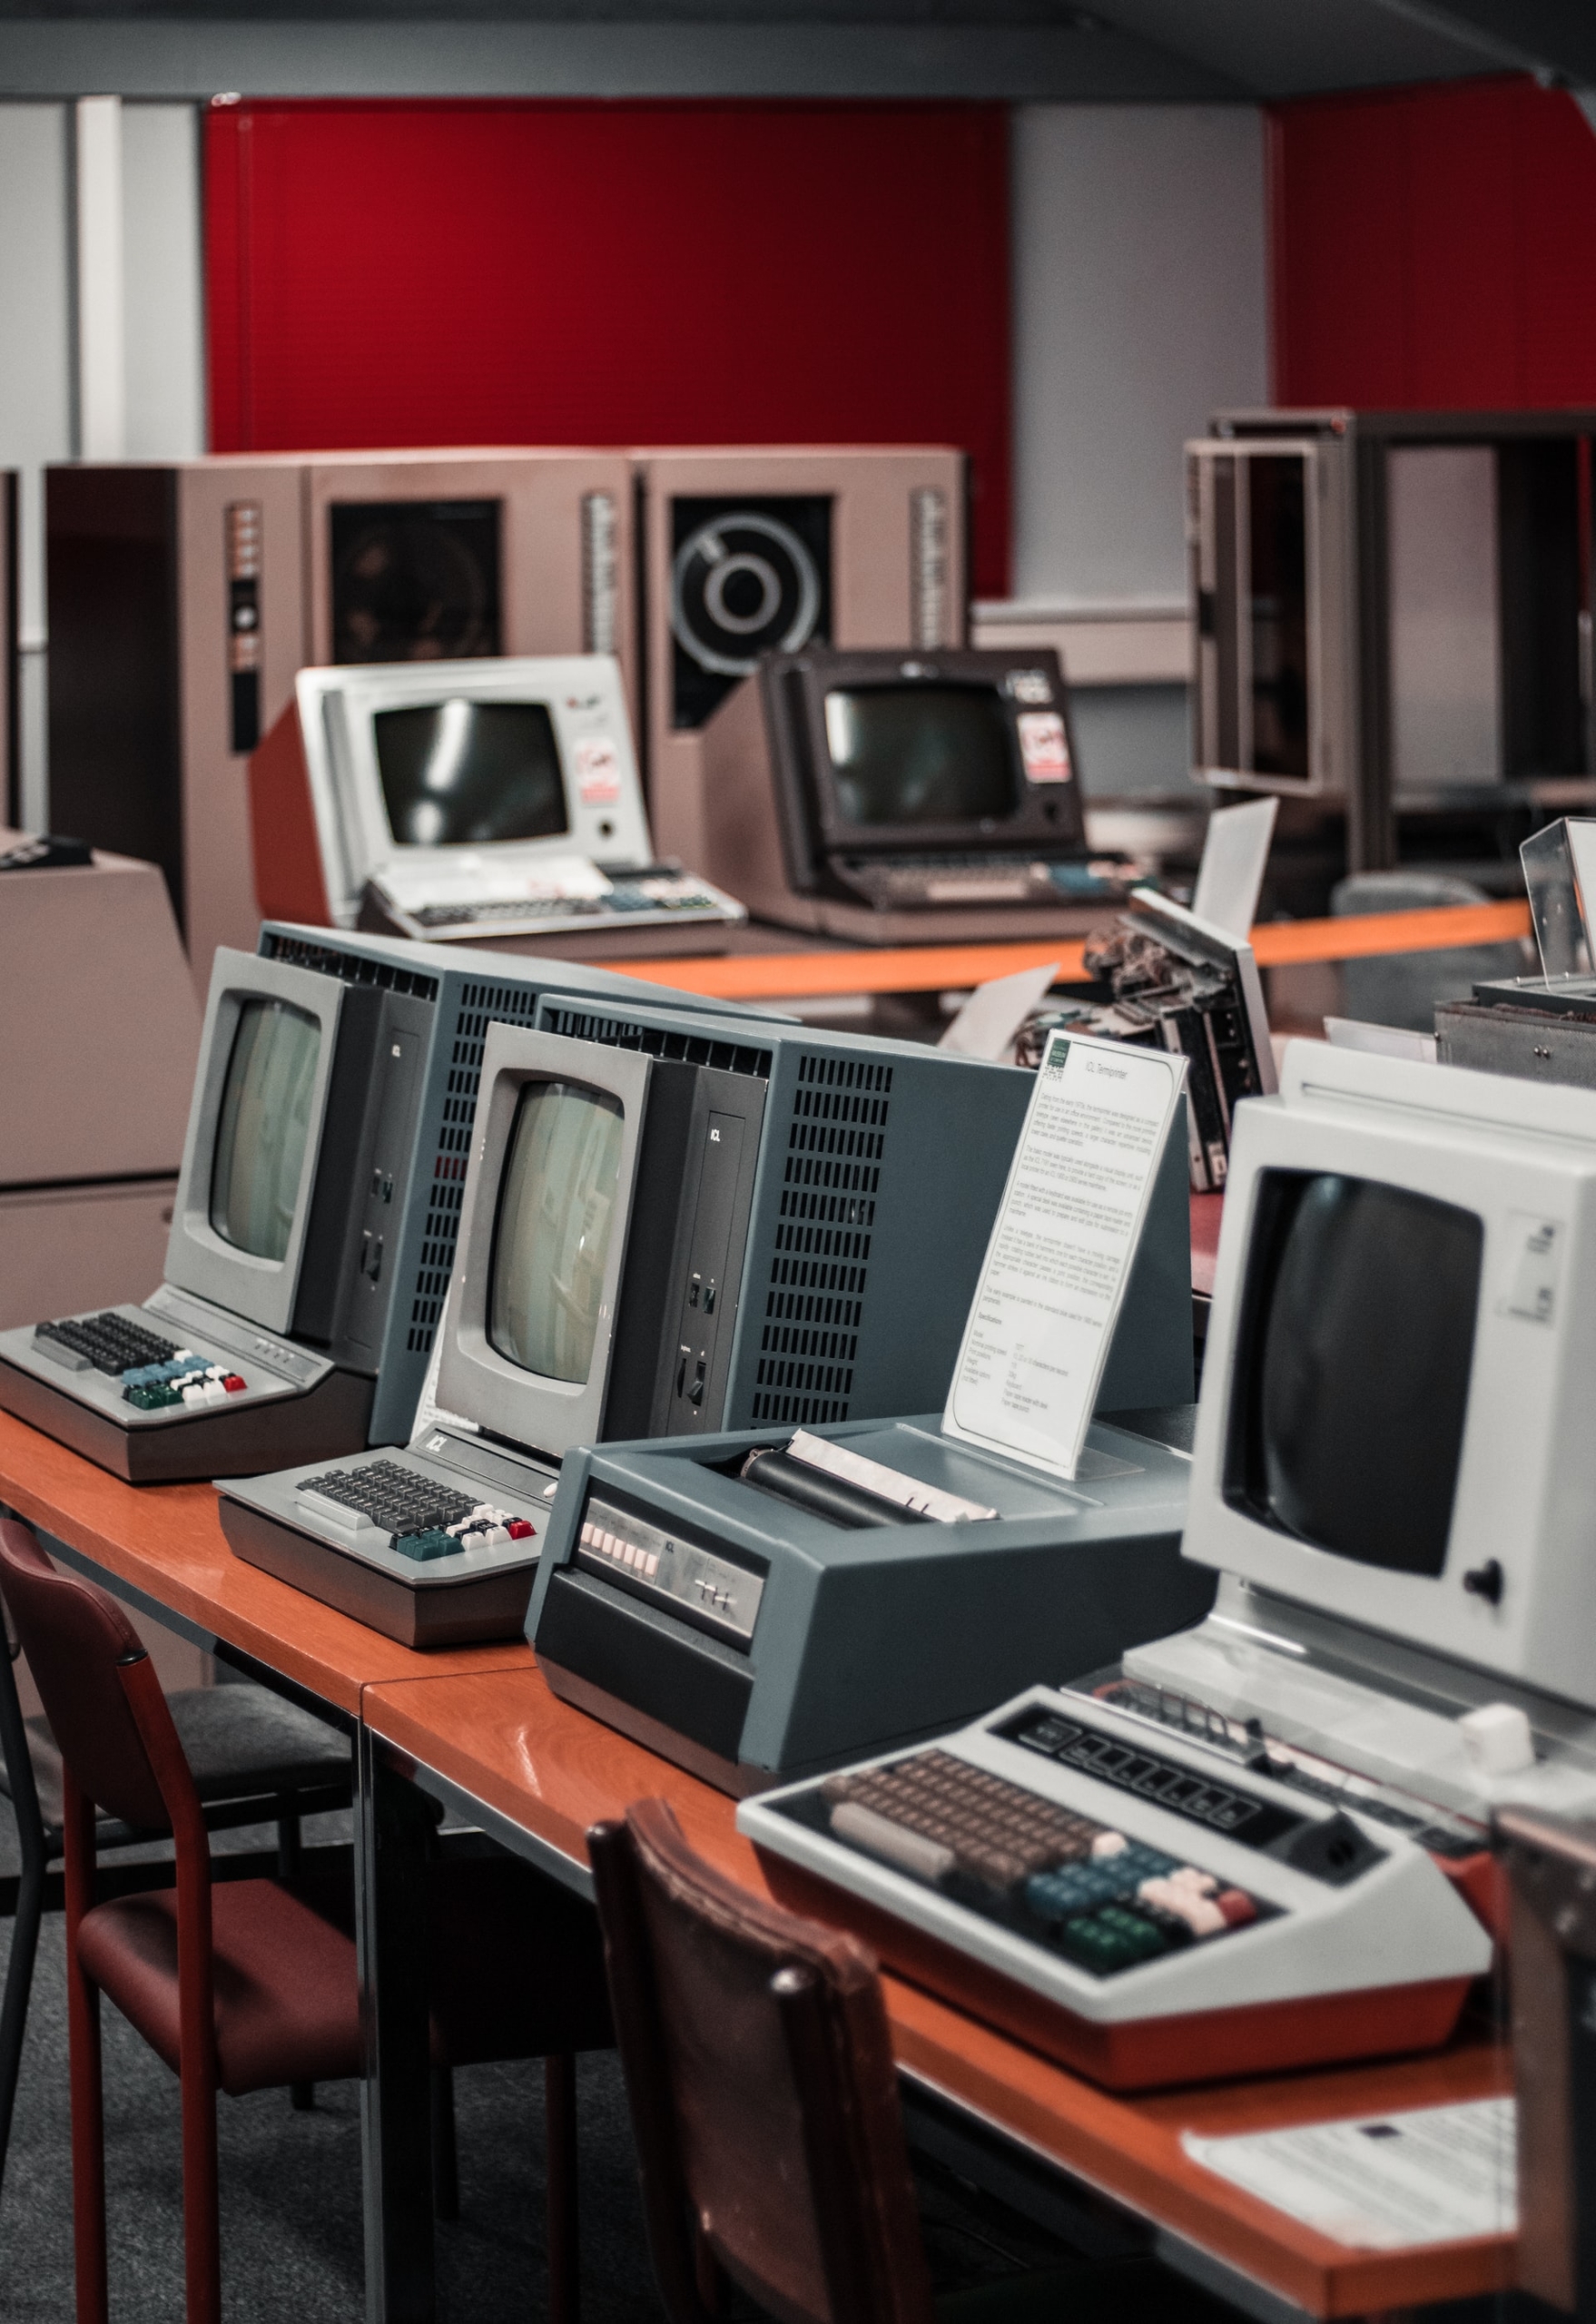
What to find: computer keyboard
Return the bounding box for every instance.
[35,1312,180,1376]
[295,1458,537,1563]
[405,872,734,932]
[836,854,1140,911]
[821,1747,1265,1975]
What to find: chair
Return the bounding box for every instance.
[0,1546,354,2203]
[0,1518,612,2324]
[589,1798,1232,2324]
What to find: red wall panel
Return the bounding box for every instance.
[205,98,1011,594]
[1270,74,1596,412]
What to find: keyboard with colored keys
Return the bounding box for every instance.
[34,1312,250,1409]
[294,1456,537,1563]
[738,1683,1494,2088]
[819,1749,1263,1976]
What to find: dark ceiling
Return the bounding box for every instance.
[0,0,1592,103]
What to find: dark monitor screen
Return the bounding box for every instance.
[1227,1171,1483,1578]
[488,1081,626,1384]
[210,998,322,1263]
[373,701,569,847]
[823,684,1020,826]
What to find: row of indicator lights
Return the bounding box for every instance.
[581,1521,661,1579]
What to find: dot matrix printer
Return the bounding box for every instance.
[742,1043,1596,2086]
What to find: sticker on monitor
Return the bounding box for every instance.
[575,735,623,806]
[1017,711,1071,784]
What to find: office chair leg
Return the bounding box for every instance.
[277,1809,316,2111]
[431,2065,459,2221]
[67,1968,107,2324]
[0,1607,47,2208]
[546,2052,579,2324]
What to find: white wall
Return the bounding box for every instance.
[123,103,205,462]
[1010,103,1267,610]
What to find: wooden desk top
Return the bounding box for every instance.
[364,1661,1512,2320]
[0,1413,533,1717]
[619,901,1532,1003]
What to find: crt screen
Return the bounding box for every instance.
[209,1000,321,1264]
[373,700,568,847]
[1228,1172,1483,1578]
[489,1082,626,1384]
[823,685,1020,826]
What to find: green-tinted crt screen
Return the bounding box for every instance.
[489,1082,626,1384]
[823,685,1020,825]
[373,699,568,846]
[209,999,321,1263]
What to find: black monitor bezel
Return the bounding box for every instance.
[774,646,1088,860]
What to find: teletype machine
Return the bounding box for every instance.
[0,927,764,1481]
[744,1043,1596,2086]
[219,996,1034,1646]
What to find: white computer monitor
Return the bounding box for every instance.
[295,655,654,927]
[1184,1039,1596,1710]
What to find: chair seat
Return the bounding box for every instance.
[78,1853,612,2098]
[78,1876,365,2096]
[2,1682,350,1837]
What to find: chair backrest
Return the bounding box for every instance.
[588,1798,933,2324]
[0,1520,184,1834]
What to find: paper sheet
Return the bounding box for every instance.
[942,1030,1186,1482]
[1182,2098,1517,2251]
[1192,796,1277,939]
[939,961,1061,1061]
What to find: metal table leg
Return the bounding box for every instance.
[356,1727,438,2324]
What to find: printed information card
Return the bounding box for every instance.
[942,1030,1187,1482]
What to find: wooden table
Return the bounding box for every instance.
[0,1414,1514,2323]
[0,1410,533,1719]
[364,1662,1512,2323]
[619,901,1533,1006]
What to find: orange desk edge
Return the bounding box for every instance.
[0,1410,532,1717]
[364,1661,1513,2321]
[619,901,1532,1004]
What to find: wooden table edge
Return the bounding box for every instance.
[360,1671,1513,2319]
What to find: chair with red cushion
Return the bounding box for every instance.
[0,1517,611,2324]
[589,1798,1233,2324]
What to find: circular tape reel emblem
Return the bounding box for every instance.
[670,511,823,678]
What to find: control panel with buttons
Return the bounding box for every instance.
[575,1492,764,1646]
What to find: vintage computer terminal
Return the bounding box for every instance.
[743,1042,1596,2087]
[701,646,1148,943]
[0,926,764,1481]
[251,655,744,958]
[219,992,1034,1644]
